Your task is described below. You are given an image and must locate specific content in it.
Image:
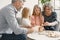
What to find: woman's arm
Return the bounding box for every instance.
[48,21,58,26]
[43,12,58,26]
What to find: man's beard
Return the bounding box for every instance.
[17,7,23,11]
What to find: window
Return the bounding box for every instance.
[53,0,60,21]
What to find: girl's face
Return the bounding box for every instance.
[35,7,41,16]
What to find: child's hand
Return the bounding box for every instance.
[27,27,34,34]
[32,26,40,32]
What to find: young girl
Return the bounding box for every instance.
[31,5,44,32]
[22,7,31,28]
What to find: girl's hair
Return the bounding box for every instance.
[22,7,29,18]
[32,5,41,16]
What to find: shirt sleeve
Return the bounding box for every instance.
[51,12,57,22]
[48,21,58,26]
[4,8,28,35]
[48,12,58,26]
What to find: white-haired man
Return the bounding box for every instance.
[0,0,34,40]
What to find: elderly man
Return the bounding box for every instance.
[0,0,34,40]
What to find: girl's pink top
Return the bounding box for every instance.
[31,15,42,26]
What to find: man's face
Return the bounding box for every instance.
[15,1,24,10]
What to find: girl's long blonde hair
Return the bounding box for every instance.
[32,5,44,26]
[32,5,41,16]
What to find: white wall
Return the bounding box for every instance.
[50,0,60,22]
[0,0,11,9]
[0,0,38,9]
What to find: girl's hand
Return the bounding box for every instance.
[27,28,34,34]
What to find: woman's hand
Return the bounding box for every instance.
[43,22,50,26]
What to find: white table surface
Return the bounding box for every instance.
[27,31,60,40]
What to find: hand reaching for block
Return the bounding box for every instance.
[39,27,44,32]
[32,26,40,32]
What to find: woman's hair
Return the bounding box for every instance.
[43,3,53,11]
[22,7,29,18]
[32,5,41,16]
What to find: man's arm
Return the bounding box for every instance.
[4,8,28,34]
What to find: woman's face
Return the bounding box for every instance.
[35,7,40,16]
[44,7,52,16]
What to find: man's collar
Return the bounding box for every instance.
[11,4,18,12]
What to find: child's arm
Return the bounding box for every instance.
[22,18,32,28]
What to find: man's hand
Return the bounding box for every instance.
[27,28,34,34]
[20,25,32,28]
